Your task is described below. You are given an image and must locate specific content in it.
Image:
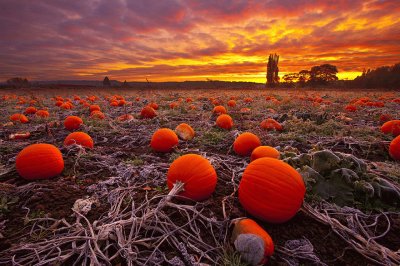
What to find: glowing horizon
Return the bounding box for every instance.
[0,0,399,82]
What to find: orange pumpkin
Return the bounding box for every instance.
[389,135,400,160]
[36,110,50,118]
[260,118,283,131]
[118,100,126,106]
[116,114,134,122]
[64,116,83,131]
[381,120,400,136]
[216,114,234,130]
[238,158,305,223]
[345,105,357,112]
[10,113,29,123]
[213,105,227,115]
[233,132,261,156]
[175,123,195,140]
[16,144,64,180]
[151,128,179,152]
[90,111,105,120]
[251,146,280,161]
[170,102,179,109]
[167,154,217,201]
[110,101,119,106]
[89,105,101,112]
[232,218,274,264]
[55,100,63,107]
[149,102,159,110]
[24,107,37,115]
[227,100,236,107]
[141,106,157,119]
[64,132,94,149]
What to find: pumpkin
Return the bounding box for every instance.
[260,118,283,131]
[186,98,193,103]
[170,102,179,109]
[231,218,274,265]
[149,102,159,110]
[24,107,37,115]
[167,154,217,201]
[89,105,101,112]
[110,101,119,106]
[240,107,251,113]
[213,105,227,115]
[238,158,305,223]
[381,120,400,137]
[10,113,29,123]
[251,146,280,161]
[36,110,50,118]
[244,97,253,103]
[16,144,64,180]
[118,100,126,106]
[64,132,94,149]
[117,114,134,122]
[175,123,195,140]
[389,135,400,160]
[9,132,31,140]
[90,111,105,119]
[55,100,63,107]
[227,100,236,107]
[233,132,261,156]
[64,116,83,131]
[151,128,179,152]
[216,114,234,130]
[60,102,73,109]
[141,106,157,119]
[345,105,357,112]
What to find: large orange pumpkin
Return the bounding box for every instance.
[216,114,234,130]
[36,110,49,118]
[260,118,283,131]
[151,128,179,152]
[64,116,83,131]
[64,132,94,149]
[10,113,29,123]
[251,146,280,161]
[16,144,64,180]
[232,218,274,264]
[167,154,217,201]
[175,123,195,140]
[389,135,400,160]
[381,120,400,137]
[213,105,227,115]
[141,106,157,119]
[238,158,305,223]
[89,105,101,112]
[24,107,37,115]
[233,132,261,156]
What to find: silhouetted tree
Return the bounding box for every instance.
[266,53,279,88]
[298,70,311,86]
[309,64,338,84]
[353,63,400,88]
[282,73,299,83]
[103,76,111,87]
[7,77,30,88]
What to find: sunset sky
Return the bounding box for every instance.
[0,0,399,83]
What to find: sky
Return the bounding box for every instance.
[0,0,399,83]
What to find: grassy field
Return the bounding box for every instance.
[0,87,399,265]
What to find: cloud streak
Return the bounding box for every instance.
[0,0,399,82]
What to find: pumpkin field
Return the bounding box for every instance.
[0,87,399,265]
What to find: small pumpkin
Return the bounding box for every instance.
[90,111,105,119]
[36,110,50,118]
[24,107,37,115]
[149,102,159,110]
[238,158,305,223]
[167,154,217,201]
[175,123,195,140]
[232,218,274,265]
[64,116,83,131]
[216,114,234,130]
[116,114,134,122]
[345,105,357,112]
[89,105,101,112]
[213,105,227,115]
[381,120,400,137]
[233,132,261,156]
[16,144,64,180]
[141,106,157,119]
[151,128,179,152]
[10,113,29,123]
[251,146,280,161]
[64,132,94,149]
[260,118,283,131]
[227,100,236,107]
[389,135,400,160]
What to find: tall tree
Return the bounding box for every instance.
[266,53,279,88]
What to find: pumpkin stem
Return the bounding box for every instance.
[166,181,185,201]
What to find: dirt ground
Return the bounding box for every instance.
[0,87,399,265]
